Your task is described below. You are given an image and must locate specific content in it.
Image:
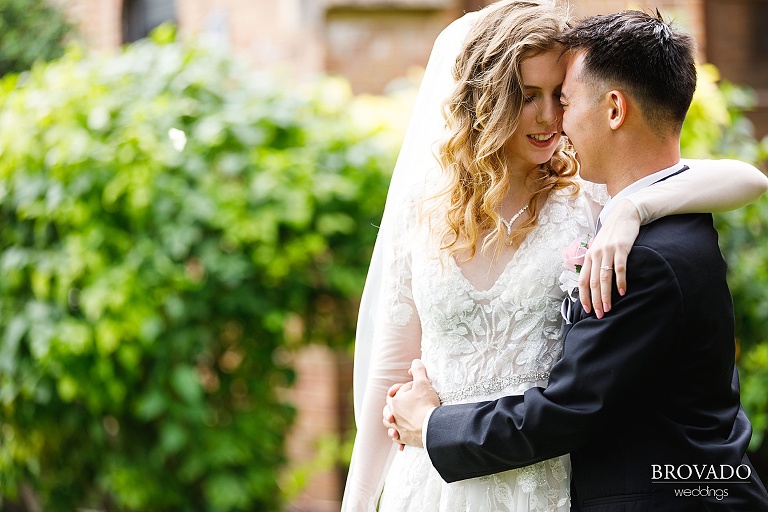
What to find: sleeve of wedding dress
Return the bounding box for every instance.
[628,159,768,223]
[579,180,609,229]
[341,199,423,512]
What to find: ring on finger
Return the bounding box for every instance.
[600,265,613,271]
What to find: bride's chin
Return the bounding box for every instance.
[536,152,558,166]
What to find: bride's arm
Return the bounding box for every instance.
[634,158,768,220]
[342,215,423,512]
[343,313,421,511]
[580,159,768,317]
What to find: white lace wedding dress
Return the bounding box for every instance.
[375,183,601,512]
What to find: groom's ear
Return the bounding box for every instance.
[607,90,628,130]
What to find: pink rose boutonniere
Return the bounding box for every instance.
[559,235,592,301]
[562,236,589,273]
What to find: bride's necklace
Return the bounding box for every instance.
[500,204,529,243]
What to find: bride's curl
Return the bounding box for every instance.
[424,0,579,261]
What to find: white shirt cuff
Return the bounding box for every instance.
[422,406,437,448]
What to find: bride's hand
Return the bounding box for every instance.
[579,198,640,318]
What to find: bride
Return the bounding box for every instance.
[341,1,768,510]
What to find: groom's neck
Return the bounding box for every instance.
[604,133,681,196]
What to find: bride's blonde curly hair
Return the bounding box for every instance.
[427,0,579,260]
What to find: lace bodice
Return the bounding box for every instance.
[395,186,595,403]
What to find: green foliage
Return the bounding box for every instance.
[717,203,768,451]
[682,64,768,162]
[682,64,768,453]
[0,0,75,76]
[0,35,395,510]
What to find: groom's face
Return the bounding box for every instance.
[560,51,610,184]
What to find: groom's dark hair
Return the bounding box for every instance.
[557,10,697,134]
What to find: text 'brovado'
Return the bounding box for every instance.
[652,464,753,481]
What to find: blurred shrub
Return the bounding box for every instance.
[683,64,768,162]
[718,204,768,450]
[0,0,75,76]
[0,32,397,510]
[683,65,768,456]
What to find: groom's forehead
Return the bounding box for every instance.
[563,52,588,94]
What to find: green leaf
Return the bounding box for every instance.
[171,365,203,405]
[135,390,167,421]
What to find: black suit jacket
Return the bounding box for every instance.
[426,214,768,510]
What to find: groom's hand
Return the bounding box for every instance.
[382,359,440,449]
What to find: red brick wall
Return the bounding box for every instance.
[283,345,353,512]
[324,7,460,93]
[704,0,768,137]
[57,1,767,136]
[54,0,709,93]
[570,0,706,57]
[174,0,328,77]
[51,0,123,49]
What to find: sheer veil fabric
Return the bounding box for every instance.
[343,11,481,511]
[352,10,481,427]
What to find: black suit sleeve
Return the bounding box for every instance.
[426,245,686,482]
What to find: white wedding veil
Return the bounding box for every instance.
[352,11,481,424]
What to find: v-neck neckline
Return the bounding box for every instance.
[447,200,548,295]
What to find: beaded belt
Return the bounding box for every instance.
[437,370,550,404]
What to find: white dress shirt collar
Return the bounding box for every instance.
[598,161,685,228]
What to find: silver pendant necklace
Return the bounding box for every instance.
[501,204,529,239]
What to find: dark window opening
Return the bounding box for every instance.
[122,0,177,44]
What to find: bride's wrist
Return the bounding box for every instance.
[610,198,642,225]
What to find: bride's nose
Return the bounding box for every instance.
[536,99,562,126]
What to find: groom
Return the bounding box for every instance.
[383,10,768,510]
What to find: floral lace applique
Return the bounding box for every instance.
[384,194,420,327]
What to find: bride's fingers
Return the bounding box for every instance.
[593,246,630,314]
[589,256,604,319]
[614,252,628,297]
[578,253,593,314]
[598,261,614,313]
[387,426,405,450]
[382,404,395,425]
[581,253,604,319]
[597,245,630,314]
